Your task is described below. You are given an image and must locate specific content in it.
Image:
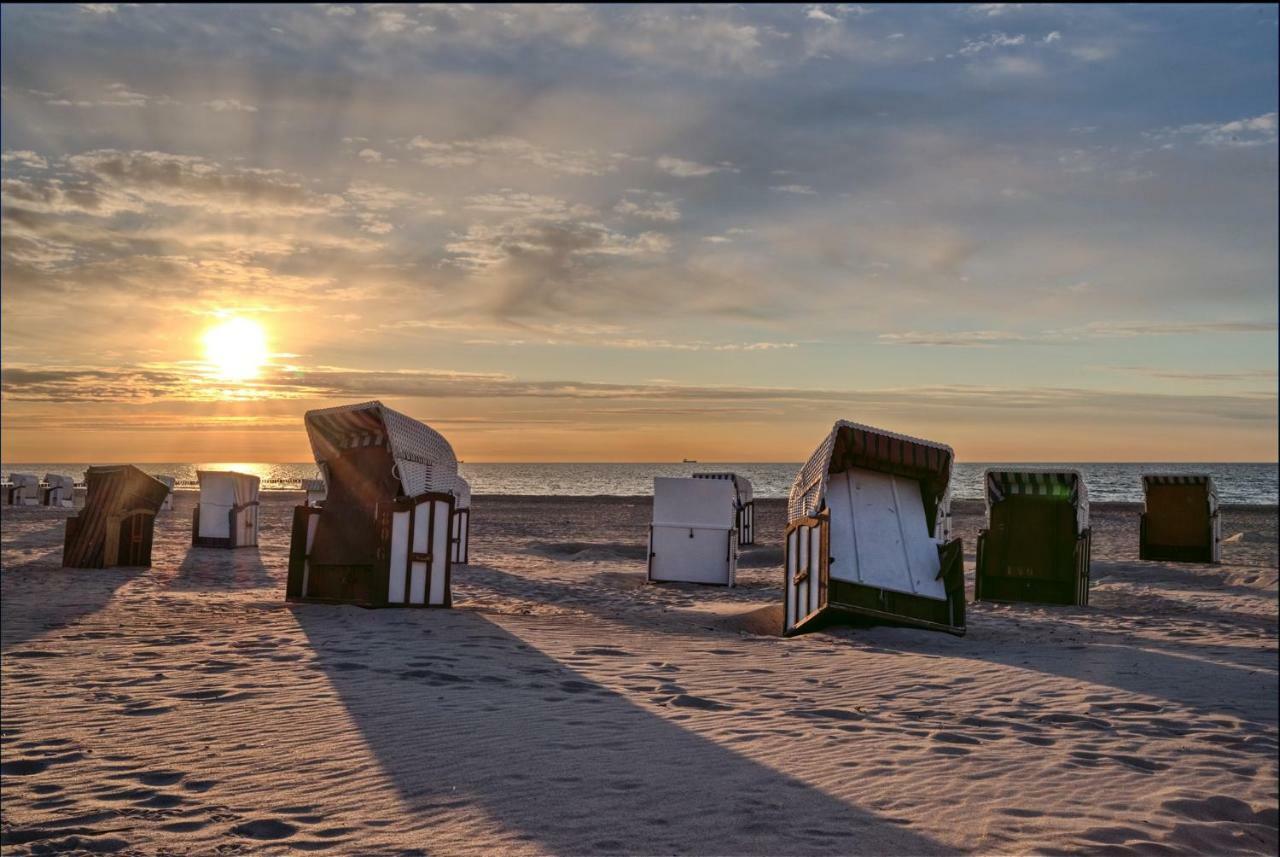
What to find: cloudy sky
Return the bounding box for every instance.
[2,3,1276,463]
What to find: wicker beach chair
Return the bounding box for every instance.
[693,472,755,545]
[287,401,459,607]
[1140,474,1220,563]
[784,421,965,636]
[192,471,261,548]
[975,469,1092,605]
[6,473,41,506]
[42,473,76,508]
[648,477,739,586]
[450,475,471,565]
[62,465,170,568]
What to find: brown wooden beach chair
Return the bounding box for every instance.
[1140,475,1220,563]
[784,421,966,636]
[287,401,461,607]
[975,469,1092,606]
[62,465,170,568]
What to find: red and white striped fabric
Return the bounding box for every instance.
[304,401,458,497]
[788,420,954,540]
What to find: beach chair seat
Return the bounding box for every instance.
[451,476,471,565]
[976,470,1091,606]
[1139,475,1220,563]
[62,465,169,568]
[287,401,458,608]
[192,471,260,548]
[784,421,965,636]
[693,472,755,545]
[42,473,76,508]
[648,477,738,586]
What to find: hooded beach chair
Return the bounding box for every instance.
[784,421,965,636]
[693,472,755,545]
[975,469,1092,606]
[42,473,76,508]
[192,471,261,548]
[156,475,175,511]
[286,400,458,607]
[301,478,327,508]
[6,473,41,506]
[648,476,739,586]
[62,465,170,568]
[451,475,471,565]
[1140,474,1220,563]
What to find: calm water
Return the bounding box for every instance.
[4,462,1277,505]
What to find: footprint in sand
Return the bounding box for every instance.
[230,819,298,840]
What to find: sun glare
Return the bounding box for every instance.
[203,317,269,382]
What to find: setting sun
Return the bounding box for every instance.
[202,317,269,382]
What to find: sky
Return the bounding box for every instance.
[1,3,1277,463]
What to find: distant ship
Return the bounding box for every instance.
[682,458,697,463]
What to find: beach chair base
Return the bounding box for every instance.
[191,503,260,549]
[975,517,1092,607]
[1139,513,1220,564]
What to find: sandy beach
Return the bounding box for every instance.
[1,492,1276,856]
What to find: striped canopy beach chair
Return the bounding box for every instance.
[450,475,471,565]
[1140,474,1220,563]
[975,469,1092,606]
[693,472,755,545]
[287,400,459,608]
[193,471,261,549]
[62,465,170,568]
[42,473,76,508]
[784,421,965,636]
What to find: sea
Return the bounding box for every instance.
[3,462,1277,505]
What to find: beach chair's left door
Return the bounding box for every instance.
[385,494,454,607]
[784,516,828,634]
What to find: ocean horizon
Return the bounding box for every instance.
[4,461,1277,505]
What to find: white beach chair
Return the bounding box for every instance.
[42,473,76,508]
[192,471,261,548]
[648,476,738,586]
[301,478,327,508]
[785,421,965,636]
[6,473,41,506]
[287,400,458,608]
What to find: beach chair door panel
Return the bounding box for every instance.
[385,495,452,607]
[826,469,946,602]
[650,525,732,585]
[785,518,827,633]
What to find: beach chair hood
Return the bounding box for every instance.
[788,420,953,540]
[985,468,1089,534]
[693,472,752,506]
[304,400,458,498]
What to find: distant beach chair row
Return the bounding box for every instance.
[1,472,75,507]
[43,402,1221,639]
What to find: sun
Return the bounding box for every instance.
[202,317,269,382]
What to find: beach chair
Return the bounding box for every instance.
[648,477,738,586]
[62,465,170,568]
[156,476,175,511]
[784,421,965,636]
[301,478,327,508]
[975,469,1091,606]
[693,472,755,545]
[287,401,458,608]
[192,471,261,548]
[1140,475,1220,563]
[42,474,76,508]
[6,473,41,506]
[451,476,471,565]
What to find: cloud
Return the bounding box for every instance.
[655,156,735,178]
[203,98,258,113]
[408,136,620,176]
[613,192,681,222]
[1073,320,1280,337]
[1152,112,1278,148]
[880,321,1279,347]
[2,151,49,169]
[957,32,1026,56]
[769,184,817,195]
[357,148,384,163]
[879,330,1035,347]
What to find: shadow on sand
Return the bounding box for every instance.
[293,606,951,856]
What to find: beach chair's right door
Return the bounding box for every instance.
[385,493,454,607]
[784,516,827,634]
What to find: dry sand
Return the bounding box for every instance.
[2,493,1276,856]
